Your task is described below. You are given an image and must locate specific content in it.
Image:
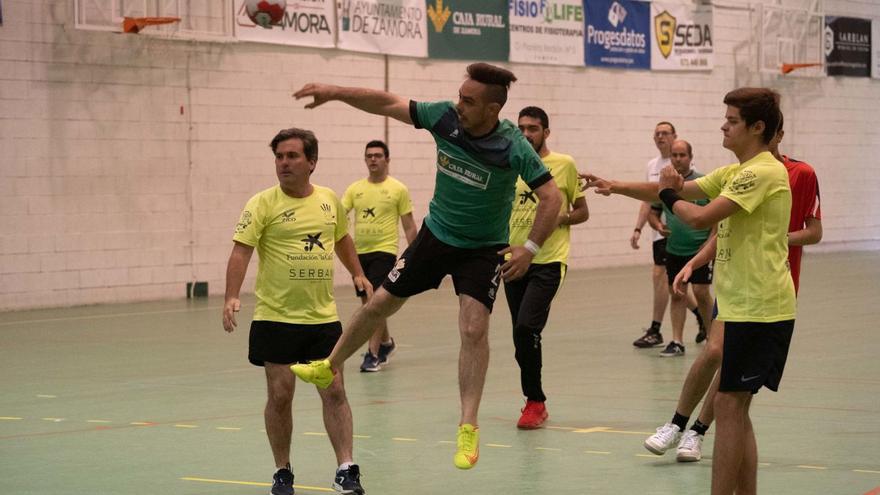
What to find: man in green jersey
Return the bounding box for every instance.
[291,63,562,470]
[341,140,418,372]
[647,140,714,359]
[582,88,793,495]
[223,128,371,495]
[506,106,589,429]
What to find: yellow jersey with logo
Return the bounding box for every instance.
[341,176,413,255]
[508,151,585,265]
[232,185,348,325]
[695,151,795,322]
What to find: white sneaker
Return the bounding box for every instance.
[644,423,682,455]
[676,429,703,462]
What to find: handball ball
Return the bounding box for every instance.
[245,0,287,28]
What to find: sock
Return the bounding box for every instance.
[691,308,706,329]
[690,419,709,436]
[338,462,353,471]
[276,462,290,472]
[650,321,662,332]
[671,412,689,431]
[381,339,394,346]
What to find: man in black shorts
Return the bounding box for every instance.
[341,140,418,372]
[223,128,371,495]
[291,63,562,469]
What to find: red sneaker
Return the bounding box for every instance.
[517,400,548,429]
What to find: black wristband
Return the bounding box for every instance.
[659,188,683,211]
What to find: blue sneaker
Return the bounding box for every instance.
[359,352,380,373]
[271,466,294,495]
[377,339,397,365]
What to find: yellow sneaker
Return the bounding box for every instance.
[453,424,480,469]
[290,359,335,389]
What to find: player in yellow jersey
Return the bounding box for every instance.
[506,107,589,429]
[582,88,793,495]
[341,140,418,372]
[222,128,370,495]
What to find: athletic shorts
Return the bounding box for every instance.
[355,251,397,297]
[666,252,713,285]
[719,320,795,394]
[652,239,668,266]
[382,223,505,311]
[248,320,342,366]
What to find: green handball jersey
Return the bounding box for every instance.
[410,100,551,248]
[232,185,348,325]
[509,151,584,264]
[654,170,711,256]
[695,151,795,323]
[341,176,413,256]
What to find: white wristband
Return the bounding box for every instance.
[524,239,540,255]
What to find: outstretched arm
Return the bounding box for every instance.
[293,83,412,125]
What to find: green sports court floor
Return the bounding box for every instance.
[1,251,878,495]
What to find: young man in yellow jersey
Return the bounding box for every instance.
[341,140,418,372]
[506,107,589,429]
[222,128,371,495]
[582,88,794,495]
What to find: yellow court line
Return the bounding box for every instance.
[796,465,828,470]
[535,447,562,451]
[572,426,611,433]
[174,424,198,428]
[130,422,154,426]
[636,454,658,458]
[36,395,57,398]
[1,305,223,327]
[216,427,241,431]
[392,437,418,442]
[758,463,772,467]
[437,440,456,445]
[546,426,576,431]
[42,417,64,422]
[486,444,512,448]
[181,477,333,492]
[585,450,611,455]
[854,469,880,474]
[353,434,371,439]
[0,417,23,420]
[304,432,328,436]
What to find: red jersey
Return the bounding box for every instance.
[784,156,822,293]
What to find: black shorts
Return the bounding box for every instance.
[248,320,342,366]
[382,223,505,311]
[666,252,713,285]
[719,320,795,394]
[355,251,397,297]
[652,239,667,266]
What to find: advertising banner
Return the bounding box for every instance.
[650,2,713,70]
[337,0,427,57]
[584,0,651,69]
[824,16,871,77]
[509,0,585,66]
[426,0,508,61]
[233,0,335,48]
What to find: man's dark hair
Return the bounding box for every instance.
[723,87,781,144]
[656,121,676,134]
[519,106,549,129]
[466,62,517,107]
[270,128,318,162]
[777,113,784,134]
[365,140,389,158]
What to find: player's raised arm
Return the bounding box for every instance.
[293,83,412,125]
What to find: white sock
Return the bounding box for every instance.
[338,462,353,471]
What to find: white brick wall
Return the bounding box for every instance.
[1,0,878,310]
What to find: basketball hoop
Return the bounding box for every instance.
[780,62,823,74]
[122,16,181,34]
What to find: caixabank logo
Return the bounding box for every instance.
[236,1,332,34]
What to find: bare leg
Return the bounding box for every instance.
[736,399,758,495]
[328,288,406,370]
[316,369,354,465]
[693,284,714,334]
[675,319,724,415]
[669,285,687,344]
[686,285,699,313]
[652,265,669,323]
[264,363,295,468]
[697,368,721,425]
[359,295,389,356]
[711,390,752,495]
[458,294,491,426]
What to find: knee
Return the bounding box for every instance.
[267,386,293,410]
[320,382,349,408]
[461,324,488,346]
[513,324,541,348]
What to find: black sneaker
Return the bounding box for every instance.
[359,352,380,373]
[693,311,707,343]
[333,464,365,494]
[377,338,397,365]
[633,329,664,348]
[660,341,685,357]
[271,467,294,495]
